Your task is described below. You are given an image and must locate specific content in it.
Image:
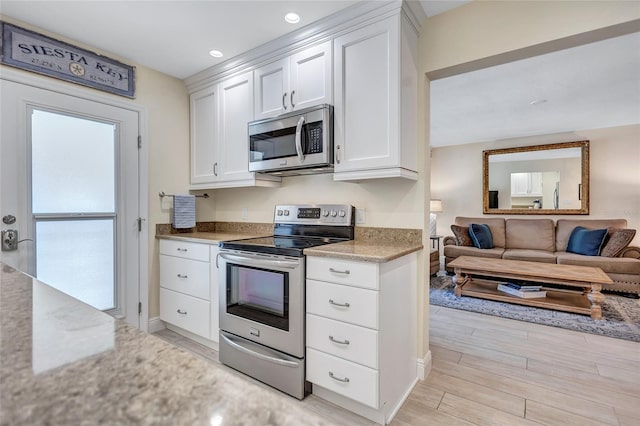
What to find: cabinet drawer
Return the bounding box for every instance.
[306,280,378,329]
[307,348,379,409]
[306,313,378,369]
[160,288,210,339]
[307,257,378,289]
[160,255,210,300]
[159,239,210,262]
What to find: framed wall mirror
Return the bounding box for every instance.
[483,140,589,215]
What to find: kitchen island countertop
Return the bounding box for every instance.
[0,264,333,426]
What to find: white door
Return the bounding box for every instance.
[1,79,141,327]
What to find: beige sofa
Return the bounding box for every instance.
[444,217,640,294]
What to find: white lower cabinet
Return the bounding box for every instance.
[159,239,220,347]
[307,348,379,409]
[160,288,210,339]
[306,253,418,425]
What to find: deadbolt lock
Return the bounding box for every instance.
[2,215,16,225]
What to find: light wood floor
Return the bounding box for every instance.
[154,305,640,425]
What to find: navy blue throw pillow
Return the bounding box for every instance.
[469,223,493,249]
[566,226,608,256]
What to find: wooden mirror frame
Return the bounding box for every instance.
[483,140,590,215]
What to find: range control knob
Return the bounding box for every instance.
[277,210,283,216]
[338,210,346,217]
[331,210,337,217]
[284,210,290,216]
[322,210,329,217]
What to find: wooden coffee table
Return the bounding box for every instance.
[448,256,613,319]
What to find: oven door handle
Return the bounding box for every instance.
[219,252,300,269]
[220,333,300,368]
[295,116,305,162]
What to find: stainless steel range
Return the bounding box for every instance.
[217,204,354,399]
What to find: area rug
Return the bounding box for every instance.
[430,275,640,342]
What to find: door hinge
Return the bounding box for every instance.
[137,217,145,232]
[137,135,142,149]
[138,301,142,315]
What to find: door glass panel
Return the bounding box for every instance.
[31,109,115,213]
[36,220,114,310]
[31,108,117,312]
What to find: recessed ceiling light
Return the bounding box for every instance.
[209,50,223,58]
[284,12,300,24]
[529,99,548,105]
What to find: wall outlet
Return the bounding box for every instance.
[241,208,248,220]
[355,208,366,224]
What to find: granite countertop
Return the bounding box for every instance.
[155,227,423,262]
[304,240,423,263]
[0,264,333,426]
[156,231,267,244]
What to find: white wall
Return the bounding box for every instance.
[207,174,422,228]
[431,124,640,247]
[0,15,191,319]
[422,0,640,77]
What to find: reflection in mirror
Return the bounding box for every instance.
[483,141,589,215]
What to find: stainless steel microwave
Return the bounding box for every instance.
[248,104,333,176]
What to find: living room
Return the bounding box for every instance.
[421,3,639,425]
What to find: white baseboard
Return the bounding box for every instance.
[417,350,432,380]
[148,317,166,333]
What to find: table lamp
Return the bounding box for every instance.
[430,199,443,236]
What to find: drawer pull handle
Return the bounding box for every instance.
[329,267,350,275]
[176,274,188,279]
[329,299,350,308]
[329,336,350,345]
[328,372,350,383]
[177,309,187,315]
[176,248,188,252]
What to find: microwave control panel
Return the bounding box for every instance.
[306,122,323,154]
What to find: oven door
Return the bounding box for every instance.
[218,250,304,357]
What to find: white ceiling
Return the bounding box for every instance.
[3,1,636,148]
[430,32,640,147]
[0,1,464,80]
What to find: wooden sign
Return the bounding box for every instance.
[1,22,135,98]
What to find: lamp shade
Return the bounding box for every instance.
[430,199,443,213]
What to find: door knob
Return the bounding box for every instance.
[2,230,18,251]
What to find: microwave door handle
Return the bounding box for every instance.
[295,116,305,162]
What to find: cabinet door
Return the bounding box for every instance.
[530,172,543,195]
[190,86,219,183]
[510,173,528,195]
[333,17,399,173]
[210,245,220,344]
[290,41,332,111]
[254,58,289,119]
[218,71,255,182]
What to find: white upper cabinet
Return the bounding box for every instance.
[218,72,256,182]
[190,71,280,189]
[333,15,418,181]
[511,172,543,196]
[190,86,219,184]
[254,41,332,120]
